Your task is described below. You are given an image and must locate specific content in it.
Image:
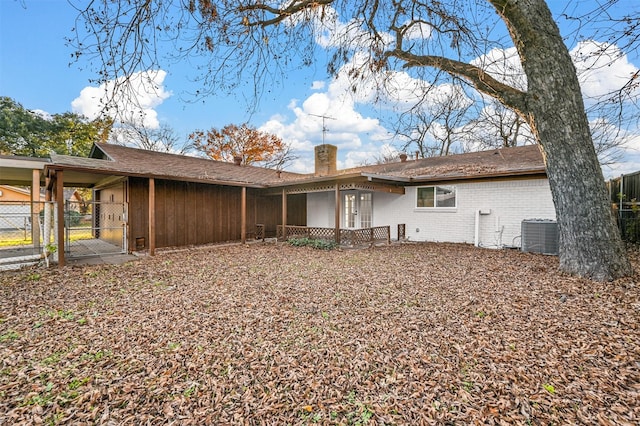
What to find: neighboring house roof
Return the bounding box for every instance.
[63,188,83,202]
[40,143,546,189]
[0,185,46,201]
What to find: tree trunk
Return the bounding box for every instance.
[494,0,632,280]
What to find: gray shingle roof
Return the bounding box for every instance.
[356,145,546,181]
[50,143,306,187]
[48,143,546,188]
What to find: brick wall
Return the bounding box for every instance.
[373,177,556,247]
[305,177,556,248]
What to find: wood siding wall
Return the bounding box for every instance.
[127,178,306,250]
[252,192,307,237]
[128,178,149,250]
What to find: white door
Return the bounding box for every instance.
[343,192,372,228]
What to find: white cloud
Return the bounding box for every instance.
[259,56,395,172]
[31,109,52,121]
[470,41,640,103]
[71,69,171,129]
[571,40,640,101]
[602,132,640,178]
[266,13,640,175]
[311,81,326,90]
[312,7,393,50]
[403,20,433,40]
[470,47,527,90]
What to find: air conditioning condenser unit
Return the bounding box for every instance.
[521,219,558,255]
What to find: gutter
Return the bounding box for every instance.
[362,173,411,183]
[0,157,49,169]
[267,172,365,188]
[409,168,547,182]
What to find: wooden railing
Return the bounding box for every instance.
[398,223,406,240]
[274,225,391,247]
[256,224,265,240]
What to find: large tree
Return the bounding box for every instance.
[0,97,111,157]
[190,123,291,168]
[395,84,476,157]
[71,0,636,280]
[109,122,192,154]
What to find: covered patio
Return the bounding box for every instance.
[0,154,130,268]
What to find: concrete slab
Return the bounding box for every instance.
[66,253,141,266]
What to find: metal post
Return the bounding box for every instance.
[334,184,340,245]
[31,169,41,249]
[55,170,65,267]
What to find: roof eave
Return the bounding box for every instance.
[408,168,548,183]
[361,173,412,183]
[266,172,365,188]
[44,164,268,189]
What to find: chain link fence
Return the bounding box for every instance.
[0,201,56,248]
[0,199,127,265]
[0,201,57,268]
[64,200,127,258]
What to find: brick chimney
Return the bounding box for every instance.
[399,153,408,162]
[233,155,243,166]
[314,144,337,176]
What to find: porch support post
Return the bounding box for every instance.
[241,186,247,244]
[44,174,52,249]
[31,169,41,249]
[55,170,65,267]
[148,178,156,256]
[282,188,287,240]
[334,183,340,245]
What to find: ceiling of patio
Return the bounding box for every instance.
[0,157,120,188]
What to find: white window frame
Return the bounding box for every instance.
[416,185,457,209]
[343,191,373,229]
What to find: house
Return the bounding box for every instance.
[0,185,45,233]
[0,185,41,202]
[279,144,555,248]
[0,142,556,266]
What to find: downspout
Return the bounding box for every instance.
[474,209,480,247]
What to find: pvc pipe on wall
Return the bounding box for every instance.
[474,209,480,247]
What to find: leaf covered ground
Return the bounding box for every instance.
[1,242,639,425]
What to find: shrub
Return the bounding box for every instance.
[64,210,82,227]
[287,237,337,250]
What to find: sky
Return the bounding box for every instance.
[1,0,639,177]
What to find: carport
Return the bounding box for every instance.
[0,154,127,268]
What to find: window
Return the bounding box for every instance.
[417,186,456,208]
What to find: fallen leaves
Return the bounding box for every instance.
[0,242,638,424]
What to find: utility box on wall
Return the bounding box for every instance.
[521,219,559,255]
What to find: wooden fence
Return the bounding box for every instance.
[255,224,392,247]
[608,171,640,244]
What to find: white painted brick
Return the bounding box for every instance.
[307,178,556,248]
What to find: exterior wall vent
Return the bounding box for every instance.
[521,219,559,255]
